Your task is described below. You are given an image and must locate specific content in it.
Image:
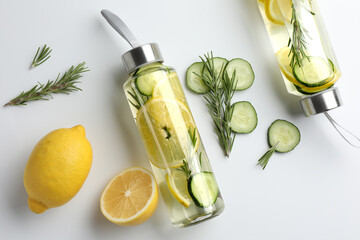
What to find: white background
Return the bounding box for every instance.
[1,0,360,239]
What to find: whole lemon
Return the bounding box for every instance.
[23,125,92,213]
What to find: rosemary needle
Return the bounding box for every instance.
[4,62,89,107]
[31,44,52,69]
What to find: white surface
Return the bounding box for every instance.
[1,0,360,239]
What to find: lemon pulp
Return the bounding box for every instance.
[137,98,199,169]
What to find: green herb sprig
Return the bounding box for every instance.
[199,52,237,157]
[4,62,89,106]
[288,1,314,68]
[257,142,279,170]
[31,44,52,69]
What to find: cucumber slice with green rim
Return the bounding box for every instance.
[186,62,210,94]
[224,58,255,90]
[202,57,228,88]
[293,83,334,95]
[230,101,258,133]
[135,65,168,96]
[293,56,334,87]
[188,172,219,208]
[268,119,300,153]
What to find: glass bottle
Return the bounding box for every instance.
[257,0,342,116]
[101,10,224,227]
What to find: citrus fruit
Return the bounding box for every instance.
[265,0,292,25]
[23,125,92,213]
[276,46,340,93]
[276,46,297,84]
[100,167,158,226]
[166,170,192,207]
[153,72,187,104]
[137,97,199,169]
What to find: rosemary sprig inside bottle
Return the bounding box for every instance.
[31,44,52,69]
[4,62,89,107]
[288,0,314,68]
[198,53,237,157]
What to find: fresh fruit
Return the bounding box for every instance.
[224,58,255,90]
[153,72,187,104]
[293,56,334,87]
[268,119,301,153]
[230,101,258,133]
[100,167,158,226]
[188,172,219,208]
[23,125,92,213]
[136,97,199,169]
[166,170,192,207]
[186,62,210,94]
[276,46,297,84]
[135,64,168,96]
[264,0,292,25]
[276,46,340,93]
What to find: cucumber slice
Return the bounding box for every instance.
[186,62,209,94]
[294,83,334,95]
[293,56,333,87]
[224,58,254,90]
[188,172,219,208]
[202,57,228,88]
[230,101,258,133]
[268,119,300,153]
[135,64,167,96]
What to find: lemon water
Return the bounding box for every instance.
[123,63,224,227]
[257,0,341,96]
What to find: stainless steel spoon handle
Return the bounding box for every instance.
[101,9,141,48]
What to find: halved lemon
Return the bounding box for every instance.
[265,0,292,25]
[100,167,158,226]
[153,72,187,104]
[166,170,192,207]
[137,97,199,169]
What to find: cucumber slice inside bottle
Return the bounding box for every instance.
[135,64,168,96]
[230,101,258,133]
[224,58,254,90]
[268,119,300,153]
[186,62,210,94]
[293,56,333,87]
[188,172,219,208]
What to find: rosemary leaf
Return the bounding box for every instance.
[288,1,313,69]
[4,62,89,107]
[31,44,52,69]
[257,142,279,170]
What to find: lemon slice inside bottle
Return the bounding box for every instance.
[153,72,187,104]
[166,170,192,207]
[265,0,292,25]
[276,46,341,93]
[137,97,199,169]
[276,46,297,84]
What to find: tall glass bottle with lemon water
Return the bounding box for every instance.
[257,0,342,116]
[101,10,224,227]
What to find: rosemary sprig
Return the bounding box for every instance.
[199,52,236,157]
[288,1,314,68]
[127,90,142,110]
[4,62,89,107]
[31,44,52,69]
[257,142,279,170]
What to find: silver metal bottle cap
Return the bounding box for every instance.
[101,10,164,73]
[299,87,342,117]
[122,43,163,73]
